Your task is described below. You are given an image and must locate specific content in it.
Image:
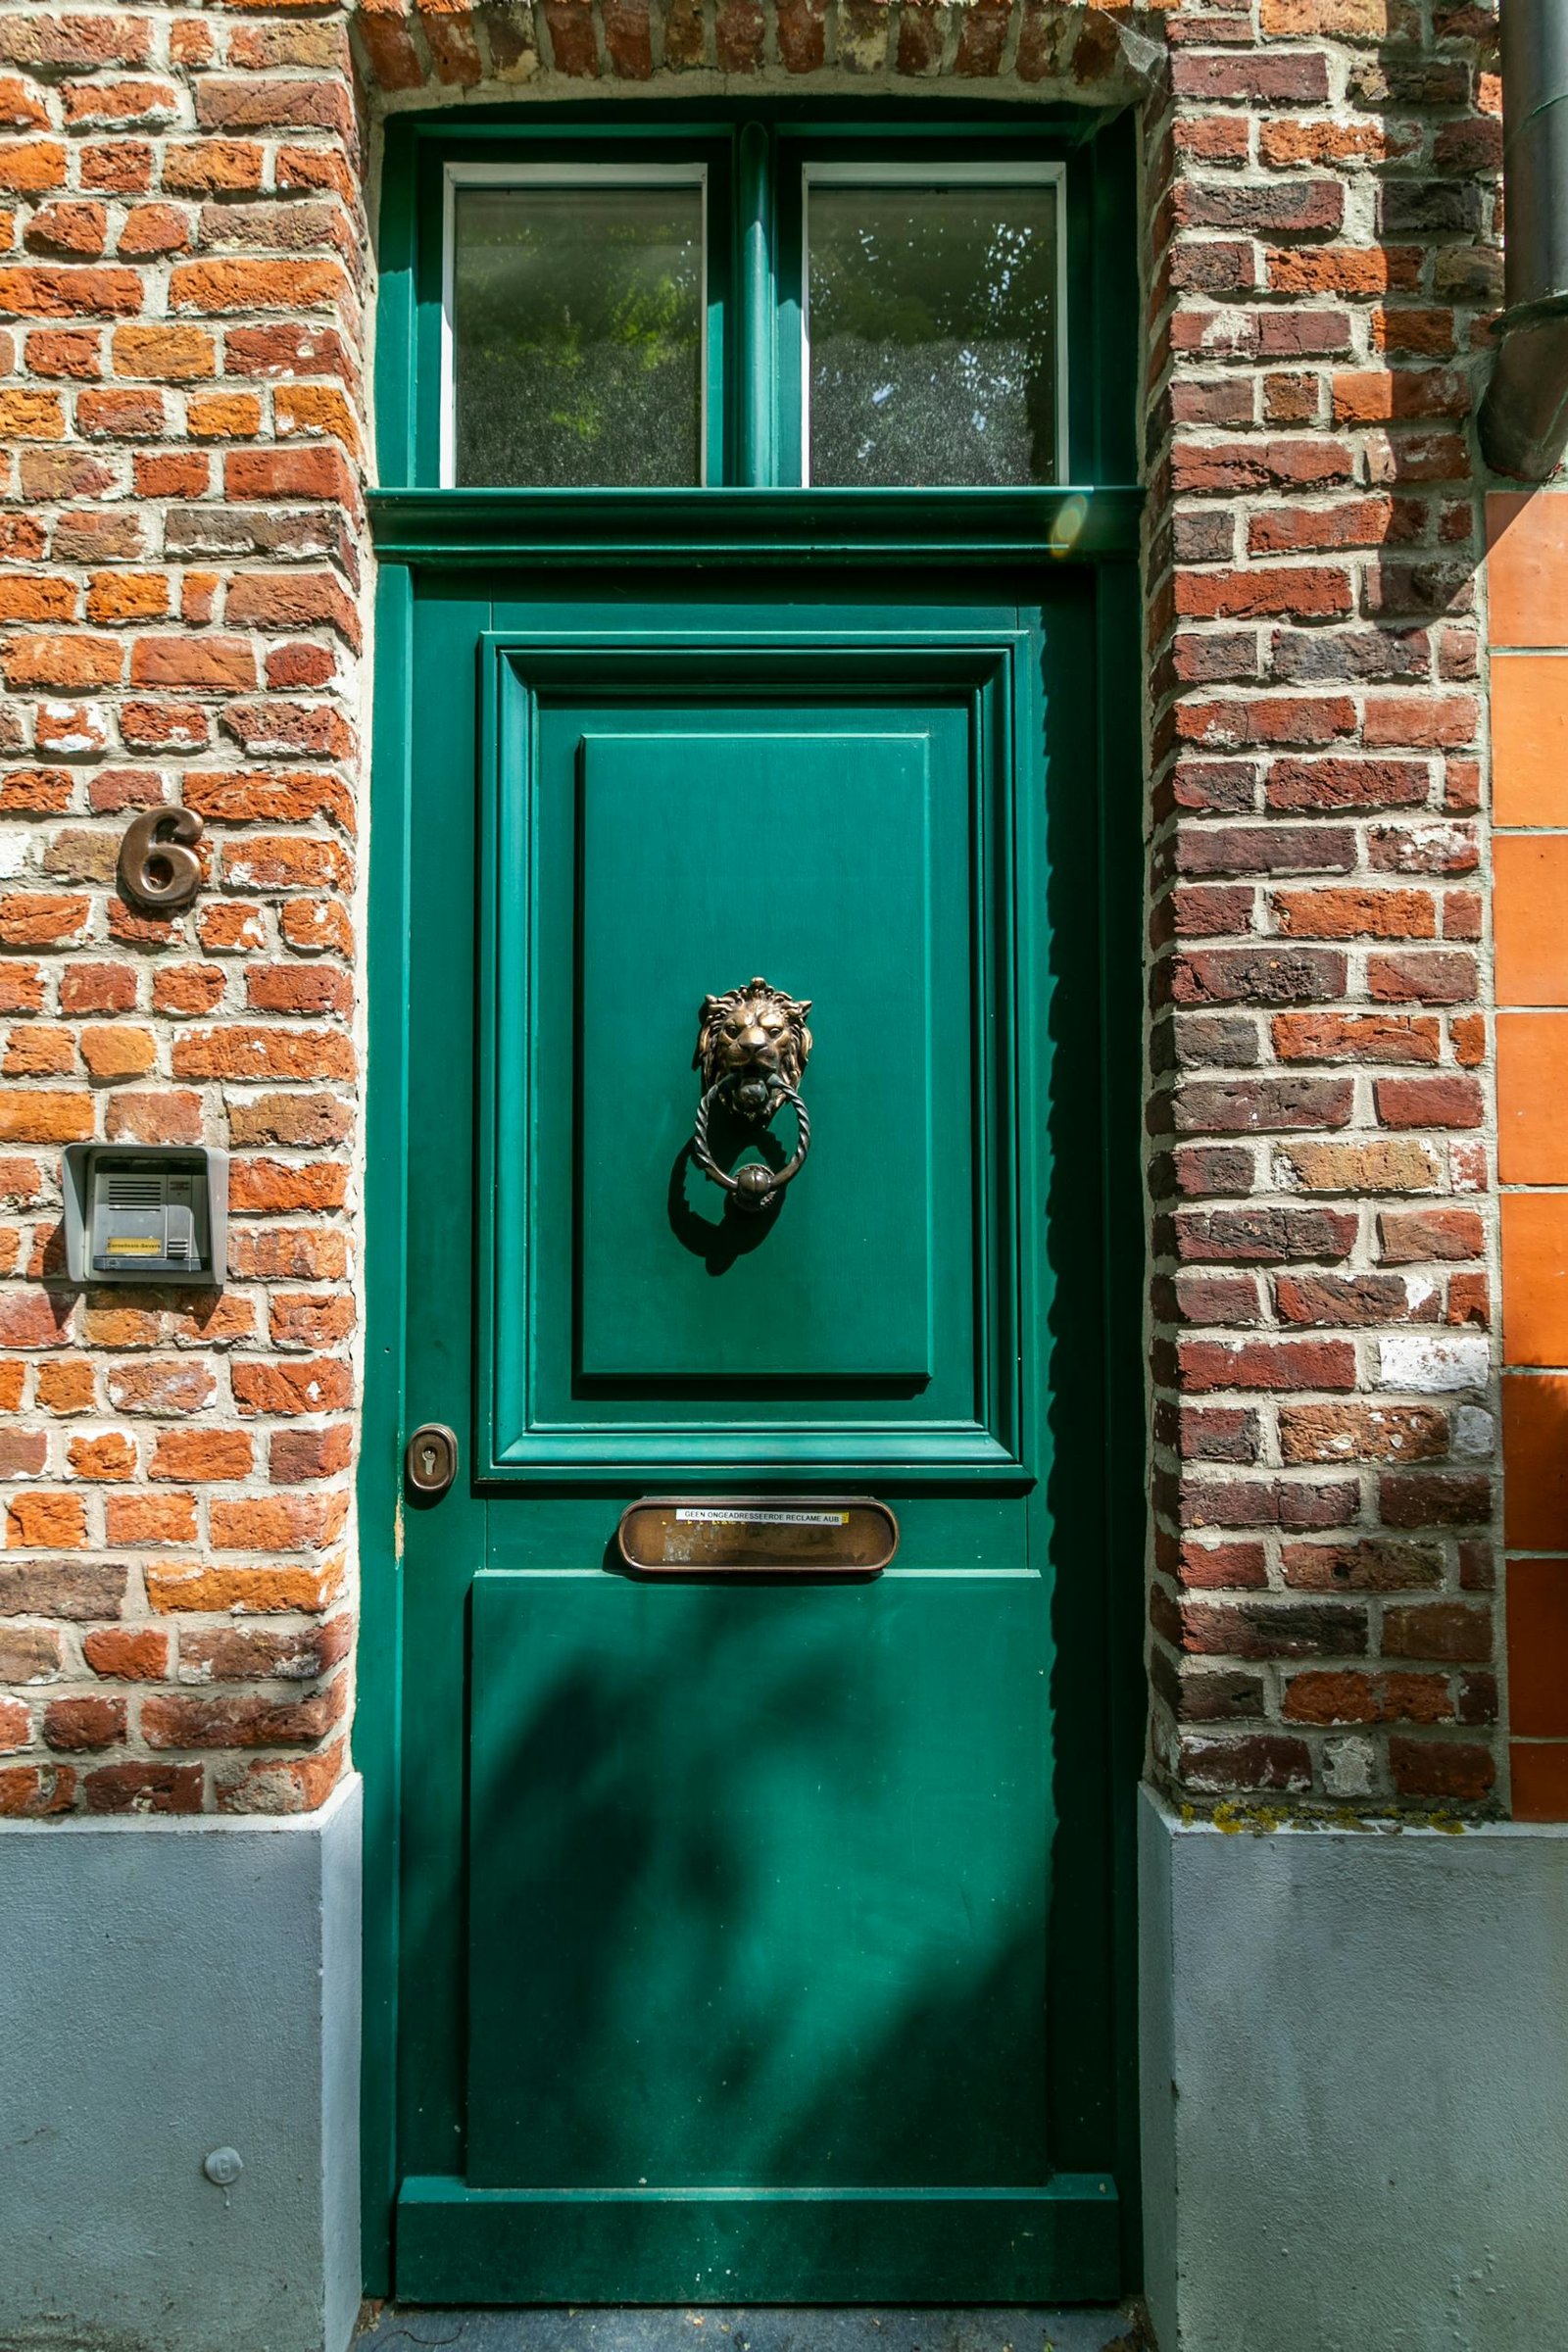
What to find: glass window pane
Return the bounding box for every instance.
[806,179,1060,488]
[452,180,705,487]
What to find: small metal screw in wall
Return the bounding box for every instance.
[202,2148,244,2187]
[118,806,204,914]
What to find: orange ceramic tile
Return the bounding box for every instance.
[1494,836,1568,1006]
[1502,1194,1568,1364]
[1506,1559,1568,1735]
[1497,1014,1568,1182]
[1493,654,1568,826]
[1509,1740,1568,1822]
[1502,1372,1568,1549]
[1488,490,1568,648]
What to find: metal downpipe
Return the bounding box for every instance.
[1479,0,1568,480]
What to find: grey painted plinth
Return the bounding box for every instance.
[1139,1784,1568,2352]
[0,1772,362,2352]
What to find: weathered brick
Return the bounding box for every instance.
[82,1624,168,1680]
[1180,1340,1357,1395]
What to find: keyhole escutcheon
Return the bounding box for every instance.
[405,1423,458,1499]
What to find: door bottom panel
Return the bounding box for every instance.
[395,2176,1121,2305]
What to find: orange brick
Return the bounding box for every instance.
[148,1429,253,1482]
[186,390,262,437]
[170,258,348,315]
[80,1023,156,1079]
[66,1431,136,1481]
[1498,1014,1568,1182]
[275,380,360,450]
[1502,1195,1568,1367]
[1492,654,1568,826]
[6,1491,88,1548]
[1503,1374,1568,1550]
[0,1088,91,1143]
[4,1024,74,1076]
[85,569,168,624]
[36,1358,96,1412]
[209,1493,346,1552]
[1489,491,1568,649]
[0,386,64,437]
[145,1560,341,1614]
[104,1491,197,1545]
[111,320,214,379]
[1495,838,1568,1006]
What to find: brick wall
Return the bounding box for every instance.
[0,0,1510,1817]
[1142,0,1505,1809]
[0,0,365,1815]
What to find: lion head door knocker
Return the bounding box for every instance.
[691,978,812,1213]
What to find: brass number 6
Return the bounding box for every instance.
[118,807,205,914]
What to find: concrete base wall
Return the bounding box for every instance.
[0,1774,362,2352]
[1139,1784,1568,2352]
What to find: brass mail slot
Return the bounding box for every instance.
[616,1496,899,1576]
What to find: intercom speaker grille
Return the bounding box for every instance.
[105,1174,163,1208]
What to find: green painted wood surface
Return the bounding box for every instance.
[478,622,1031,1475]
[366,486,1142,564]
[384,571,1135,2301]
[466,1574,1052,2189]
[364,94,1147,2314]
[573,721,936,1380]
[395,2175,1121,2305]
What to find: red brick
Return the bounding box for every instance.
[1179,1340,1357,1394]
[82,1624,168,1680]
[1375,1076,1485,1129]
[128,636,255,691]
[43,1693,125,1751]
[1389,1739,1494,1803]
[83,1760,202,1813]
[144,1683,345,1750]
[1377,1206,1484,1263]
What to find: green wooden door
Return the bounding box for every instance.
[386,566,1132,2304]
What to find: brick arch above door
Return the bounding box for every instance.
[347,0,1158,101]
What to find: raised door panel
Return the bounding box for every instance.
[576,724,935,1383]
[479,626,1035,1480]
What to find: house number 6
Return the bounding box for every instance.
[118,806,205,914]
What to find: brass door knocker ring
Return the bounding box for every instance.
[691,977,813,1215]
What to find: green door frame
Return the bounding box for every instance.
[360,98,1148,2301]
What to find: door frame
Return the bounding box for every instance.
[360,98,1148,2302]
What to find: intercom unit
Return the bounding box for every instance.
[62,1145,228,1286]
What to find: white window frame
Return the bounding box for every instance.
[800,160,1070,489]
[440,160,711,489]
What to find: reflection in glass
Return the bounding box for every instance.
[452,181,705,487]
[807,180,1059,488]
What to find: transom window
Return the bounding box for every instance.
[421,122,1089,491]
[444,165,710,489]
[802,165,1062,489]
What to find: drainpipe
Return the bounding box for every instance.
[1478,0,1568,480]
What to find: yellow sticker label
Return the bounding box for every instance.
[105,1236,161,1256]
